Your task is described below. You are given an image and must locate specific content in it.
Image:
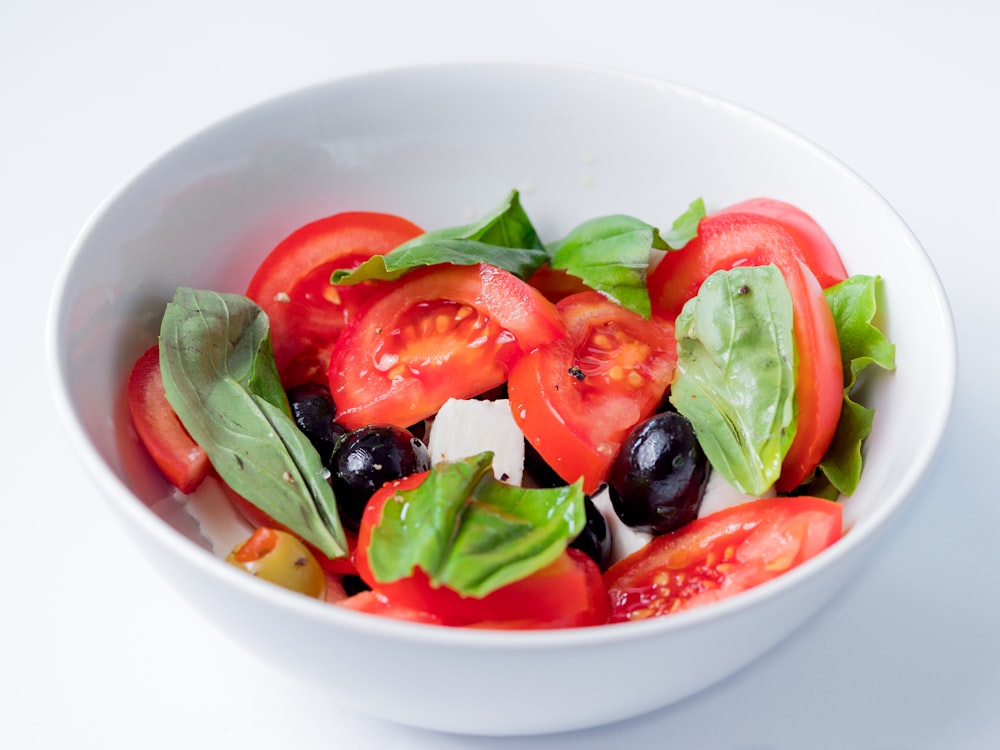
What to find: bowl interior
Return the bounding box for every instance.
[48,63,955,732]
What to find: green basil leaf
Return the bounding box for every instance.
[331,190,548,284]
[545,198,705,318]
[547,214,663,318]
[800,275,895,497]
[670,266,797,495]
[367,453,585,598]
[660,197,706,249]
[158,287,348,559]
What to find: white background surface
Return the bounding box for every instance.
[4,1,998,747]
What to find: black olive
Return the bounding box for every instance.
[522,439,567,489]
[608,412,708,535]
[286,383,346,461]
[329,425,431,532]
[340,574,371,597]
[570,493,611,570]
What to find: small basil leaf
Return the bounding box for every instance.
[159,287,348,559]
[547,215,662,318]
[801,275,895,497]
[670,266,797,495]
[660,197,706,249]
[367,453,585,598]
[331,190,548,284]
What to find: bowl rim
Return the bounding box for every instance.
[46,60,958,649]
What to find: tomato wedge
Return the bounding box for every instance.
[353,474,609,628]
[604,496,842,621]
[714,198,848,289]
[648,213,843,492]
[329,263,566,430]
[127,346,209,493]
[246,212,423,387]
[508,291,677,494]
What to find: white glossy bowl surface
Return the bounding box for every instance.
[48,63,955,735]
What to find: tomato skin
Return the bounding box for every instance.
[127,346,209,493]
[354,474,610,628]
[508,291,677,494]
[329,263,566,431]
[604,496,842,621]
[714,198,848,289]
[648,213,843,492]
[246,212,423,386]
[337,590,445,625]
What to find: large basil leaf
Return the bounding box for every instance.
[158,288,348,558]
[670,265,797,495]
[800,275,896,498]
[330,190,548,284]
[367,453,585,598]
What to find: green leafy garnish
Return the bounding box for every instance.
[366,453,585,598]
[670,265,797,495]
[660,197,706,249]
[331,190,548,284]
[158,287,348,558]
[799,275,895,498]
[546,198,705,319]
[546,215,665,318]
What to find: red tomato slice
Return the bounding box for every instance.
[507,291,677,494]
[604,496,842,621]
[328,263,566,430]
[648,213,843,492]
[246,212,423,387]
[353,474,609,628]
[714,198,848,289]
[127,346,209,493]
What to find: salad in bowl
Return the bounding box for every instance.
[48,63,952,734]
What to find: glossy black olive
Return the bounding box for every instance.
[608,411,708,535]
[329,425,431,532]
[286,382,346,461]
[570,494,612,570]
[522,440,567,489]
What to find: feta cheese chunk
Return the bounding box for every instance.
[426,398,525,485]
[590,485,653,564]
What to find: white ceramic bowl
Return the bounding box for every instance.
[48,63,955,735]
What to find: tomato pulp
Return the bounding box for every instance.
[604,496,843,621]
[329,263,566,430]
[246,212,423,386]
[648,212,843,492]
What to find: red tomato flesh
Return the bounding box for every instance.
[648,213,843,492]
[127,346,209,493]
[329,263,566,430]
[508,291,677,494]
[353,474,610,628]
[604,496,842,621]
[246,212,423,387]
